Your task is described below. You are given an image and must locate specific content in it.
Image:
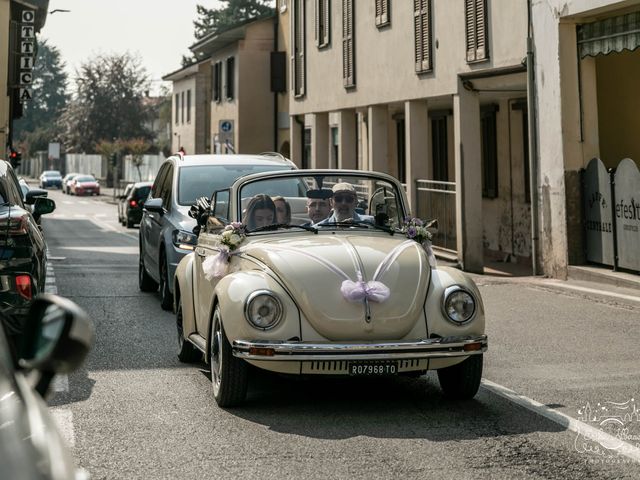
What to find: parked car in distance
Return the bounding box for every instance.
[118,181,152,228]
[174,169,487,407]
[0,160,56,341]
[39,170,62,189]
[70,174,100,196]
[0,294,93,480]
[139,153,296,311]
[62,172,79,194]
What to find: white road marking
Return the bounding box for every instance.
[50,409,75,448]
[534,279,640,304]
[52,375,69,392]
[58,245,138,255]
[482,379,640,463]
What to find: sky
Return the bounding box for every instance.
[41,0,224,95]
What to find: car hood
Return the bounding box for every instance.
[242,234,430,341]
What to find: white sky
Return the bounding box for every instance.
[42,0,224,95]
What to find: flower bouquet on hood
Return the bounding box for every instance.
[401,217,437,267]
[202,222,247,280]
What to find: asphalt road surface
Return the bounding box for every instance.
[40,188,640,479]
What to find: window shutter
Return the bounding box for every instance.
[213,62,221,102]
[375,0,389,26]
[465,0,488,62]
[316,0,330,47]
[414,0,431,73]
[225,57,235,100]
[293,0,306,96]
[342,0,355,87]
[323,0,330,46]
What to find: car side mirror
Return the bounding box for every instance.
[144,197,164,214]
[18,294,94,396]
[33,197,56,217]
[25,189,48,205]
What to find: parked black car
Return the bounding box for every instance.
[118,181,152,228]
[0,294,93,480]
[0,160,56,343]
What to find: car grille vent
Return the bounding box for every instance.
[399,359,420,369]
[309,361,348,372]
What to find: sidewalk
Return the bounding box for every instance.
[434,251,640,308]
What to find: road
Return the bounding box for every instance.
[39,188,640,479]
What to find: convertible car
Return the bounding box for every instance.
[174,169,487,407]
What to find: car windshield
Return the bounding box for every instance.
[134,186,151,200]
[43,171,61,177]
[236,173,405,231]
[177,164,292,206]
[76,176,95,182]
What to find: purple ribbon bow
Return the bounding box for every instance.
[340,276,390,303]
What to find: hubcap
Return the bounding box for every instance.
[211,319,222,389]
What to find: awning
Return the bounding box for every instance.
[578,11,640,58]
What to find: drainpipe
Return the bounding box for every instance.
[527,0,540,276]
[273,14,279,152]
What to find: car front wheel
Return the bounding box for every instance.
[139,252,158,292]
[210,306,248,407]
[176,296,202,363]
[437,354,483,400]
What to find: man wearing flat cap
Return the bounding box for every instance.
[314,182,374,225]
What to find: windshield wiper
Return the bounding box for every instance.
[316,221,395,235]
[249,223,318,234]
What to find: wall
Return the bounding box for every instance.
[172,75,198,154]
[0,1,10,153]
[290,0,528,114]
[210,44,240,153]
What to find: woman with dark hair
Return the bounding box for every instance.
[242,194,276,230]
[271,196,291,225]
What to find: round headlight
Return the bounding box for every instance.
[244,290,283,330]
[442,286,476,324]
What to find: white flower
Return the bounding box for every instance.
[229,233,241,246]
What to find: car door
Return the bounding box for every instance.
[142,164,169,279]
[194,189,230,333]
[119,184,133,220]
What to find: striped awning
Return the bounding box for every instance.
[578,11,640,58]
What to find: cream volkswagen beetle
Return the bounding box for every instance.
[174,169,487,407]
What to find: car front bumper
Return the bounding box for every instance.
[232,334,487,361]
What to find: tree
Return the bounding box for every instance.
[193,0,275,39]
[60,53,152,152]
[121,138,150,181]
[12,39,68,156]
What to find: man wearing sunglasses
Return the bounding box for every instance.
[315,182,374,225]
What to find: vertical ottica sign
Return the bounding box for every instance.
[19,9,35,102]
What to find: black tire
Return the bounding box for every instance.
[139,251,158,292]
[126,216,134,228]
[437,354,483,400]
[210,306,248,407]
[176,296,202,363]
[159,254,173,311]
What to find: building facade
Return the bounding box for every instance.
[288,0,530,273]
[164,14,290,157]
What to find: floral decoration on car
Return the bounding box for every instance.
[202,222,247,280]
[402,217,437,267]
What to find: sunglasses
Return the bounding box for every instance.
[334,194,356,204]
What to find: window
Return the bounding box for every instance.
[292,0,306,97]
[331,127,339,168]
[342,0,355,88]
[396,119,406,183]
[181,91,185,124]
[174,94,179,124]
[316,0,330,48]
[465,0,488,62]
[413,0,432,73]
[213,62,222,102]
[375,0,390,27]
[186,89,191,123]
[270,52,287,93]
[225,57,235,100]
[431,115,448,181]
[481,105,498,198]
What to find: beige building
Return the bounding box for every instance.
[288,0,530,273]
[532,0,640,278]
[0,0,48,156]
[164,14,290,156]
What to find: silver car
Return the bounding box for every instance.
[139,153,296,310]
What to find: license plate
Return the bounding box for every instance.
[349,361,398,376]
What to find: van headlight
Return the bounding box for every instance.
[244,290,283,330]
[442,286,476,325]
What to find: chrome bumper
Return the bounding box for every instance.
[232,334,487,361]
